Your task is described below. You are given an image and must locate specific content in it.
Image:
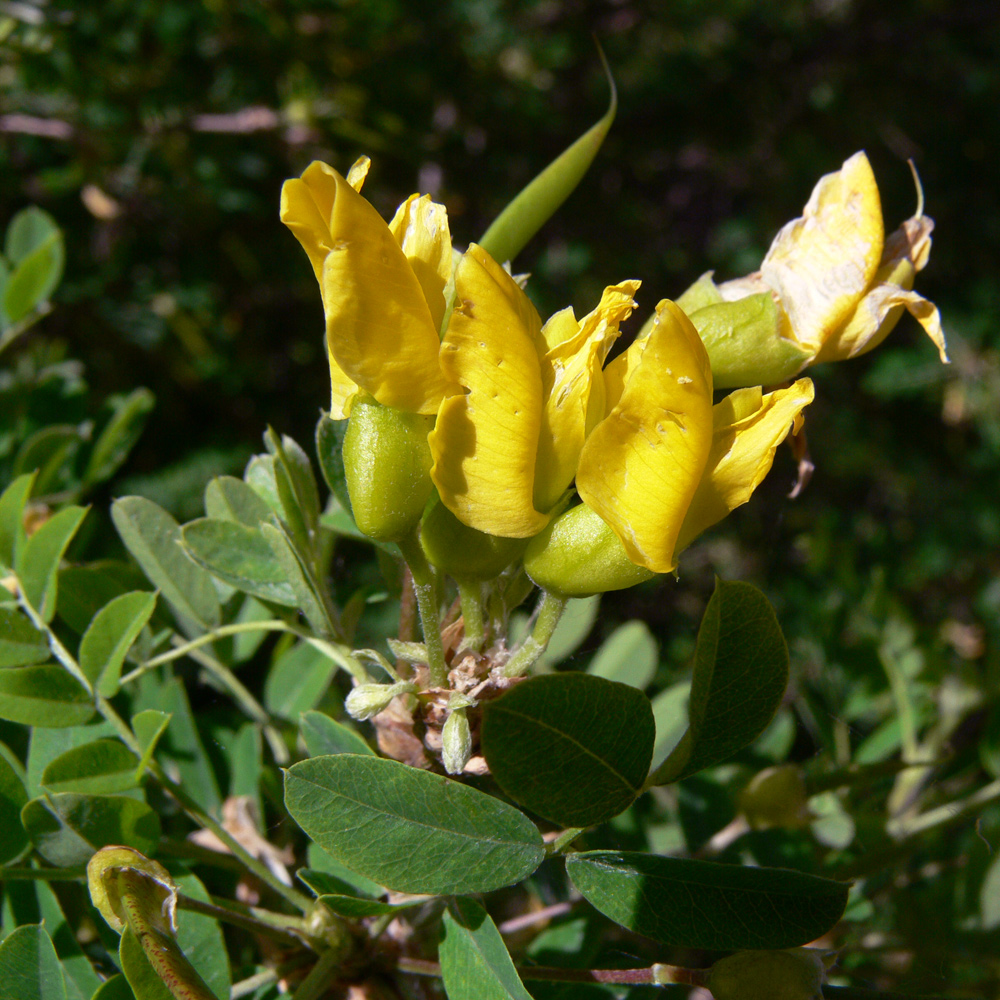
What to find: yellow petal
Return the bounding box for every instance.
[817,215,947,363]
[280,162,363,417]
[429,245,550,538]
[388,194,453,334]
[346,156,371,191]
[280,161,341,287]
[759,151,884,355]
[534,281,640,512]
[673,377,815,557]
[576,300,713,574]
[319,169,453,414]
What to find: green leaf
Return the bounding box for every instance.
[481,673,654,827]
[300,710,374,757]
[0,665,94,727]
[0,472,36,570]
[83,388,156,487]
[263,642,336,720]
[132,710,172,774]
[0,742,30,863]
[537,595,599,669]
[22,792,160,867]
[180,518,297,606]
[243,454,282,514]
[172,871,231,1000]
[41,738,140,795]
[261,521,333,636]
[440,897,534,1000]
[91,976,136,1000]
[15,506,88,622]
[133,676,221,813]
[263,430,314,556]
[78,591,157,697]
[317,895,414,918]
[3,208,65,324]
[315,413,353,518]
[13,426,83,497]
[26,722,117,797]
[268,430,321,539]
[650,679,690,771]
[0,607,50,667]
[298,856,384,900]
[111,497,221,630]
[4,234,65,323]
[5,206,61,264]
[478,54,616,265]
[203,476,273,527]
[0,924,68,1000]
[650,580,788,785]
[588,620,658,690]
[284,754,544,895]
[56,561,149,635]
[34,880,103,1000]
[566,851,849,950]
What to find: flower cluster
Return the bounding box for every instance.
[281,151,942,599]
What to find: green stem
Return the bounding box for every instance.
[546,827,584,856]
[180,644,288,765]
[304,636,369,683]
[503,590,566,677]
[0,866,87,881]
[122,620,292,683]
[290,944,345,1000]
[396,957,704,986]
[230,970,279,1000]
[397,530,447,687]
[176,893,305,948]
[879,636,919,762]
[17,591,93,694]
[456,578,486,651]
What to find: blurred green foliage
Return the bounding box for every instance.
[1,0,999,993]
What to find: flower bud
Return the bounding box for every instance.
[707,949,829,1000]
[739,764,811,830]
[523,502,654,598]
[345,680,415,722]
[342,398,434,542]
[420,499,527,580]
[441,704,473,775]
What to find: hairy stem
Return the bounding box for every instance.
[397,530,447,686]
[503,590,567,677]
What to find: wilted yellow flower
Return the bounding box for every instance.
[525,301,815,595]
[429,244,640,538]
[679,151,946,388]
[280,158,456,417]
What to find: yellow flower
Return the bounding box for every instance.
[525,301,815,595]
[429,244,640,538]
[280,158,457,417]
[679,151,946,388]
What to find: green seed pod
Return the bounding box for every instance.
[420,498,527,580]
[523,502,654,598]
[342,399,435,542]
[707,949,829,1000]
